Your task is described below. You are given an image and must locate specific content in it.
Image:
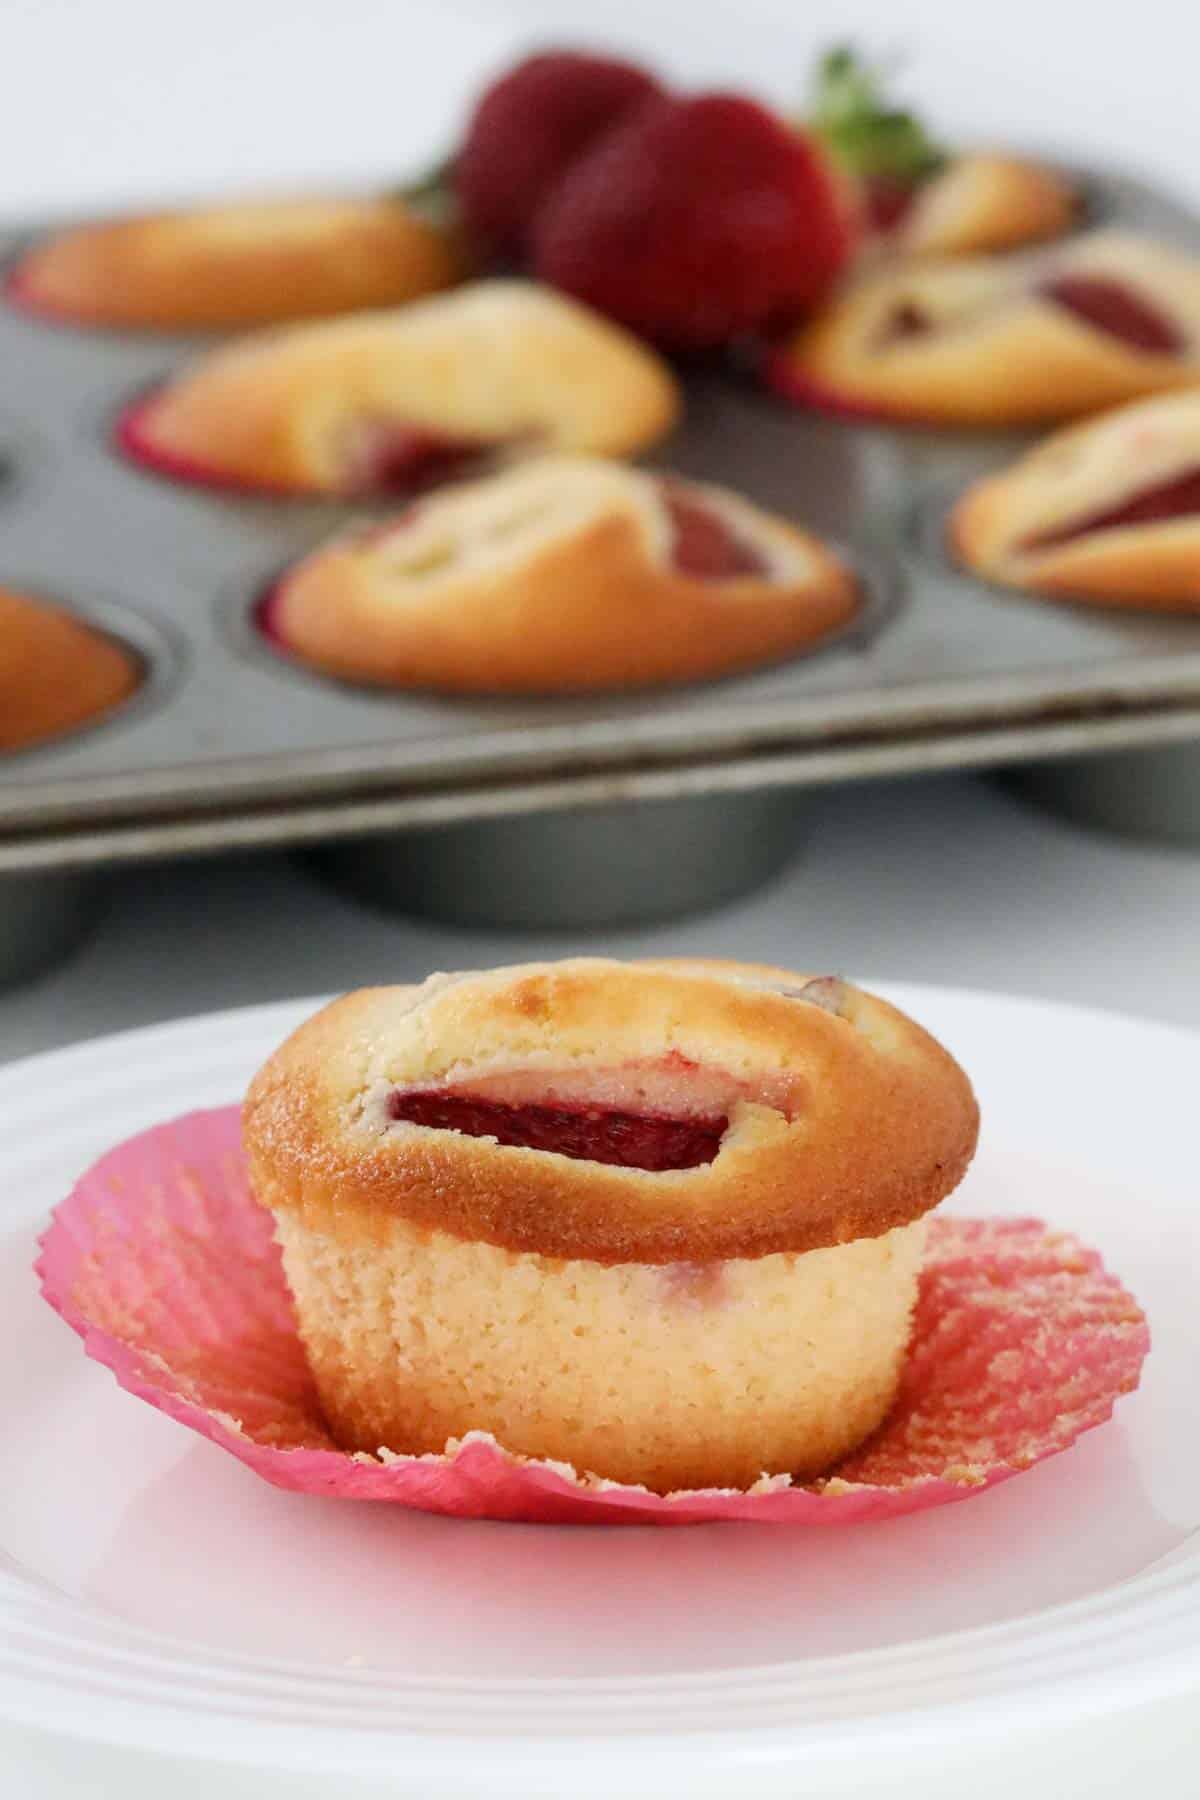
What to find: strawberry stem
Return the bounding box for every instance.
[810,45,946,189]
[390,155,461,231]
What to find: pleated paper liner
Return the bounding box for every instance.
[36,1106,1149,1526]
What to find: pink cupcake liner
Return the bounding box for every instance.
[36,1106,1150,1527]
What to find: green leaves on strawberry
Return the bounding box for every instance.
[810,47,946,231]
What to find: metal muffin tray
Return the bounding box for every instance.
[2,164,1200,971]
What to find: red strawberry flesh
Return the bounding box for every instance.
[1023,464,1200,550]
[120,392,518,499]
[338,418,515,496]
[1040,276,1183,354]
[864,174,920,234]
[454,50,664,257]
[660,484,767,578]
[387,1089,726,1171]
[533,93,855,350]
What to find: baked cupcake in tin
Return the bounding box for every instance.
[0,586,141,752]
[264,455,859,692]
[243,958,979,1492]
[11,194,463,332]
[884,153,1078,259]
[771,231,1200,427]
[951,388,1200,608]
[119,280,681,496]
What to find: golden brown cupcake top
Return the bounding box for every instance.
[266,455,858,692]
[951,388,1200,607]
[12,195,464,331]
[121,280,682,495]
[774,231,1200,427]
[243,957,979,1265]
[0,587,141,752]
[892,153,1077,258]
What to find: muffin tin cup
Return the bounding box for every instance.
[0,866,104,988]
[307,787,810,929]
[1009,741,1200,844]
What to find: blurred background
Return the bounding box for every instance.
[3,0,1200,1057]
[5,0,1199,215]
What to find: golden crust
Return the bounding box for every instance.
[778,231,1200,426]
[951,388,1200,607]
[14,195,464,331]
[898,154,1078,257]
[269,456,859,692]
[243,958,979,1265]
[0,586,140,752]
[126,280,681,492]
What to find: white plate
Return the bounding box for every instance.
[0,983,1197,1796]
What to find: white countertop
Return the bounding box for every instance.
[4,3,1200,1791]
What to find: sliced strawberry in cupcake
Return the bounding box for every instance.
[118,280,680,496]
[951,387,1200,607]
[264,454,858,692]
[243,958,980,1491]
[770,231,1200,427]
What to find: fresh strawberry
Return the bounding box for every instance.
[454,50,664,258]
[531,93,856,350]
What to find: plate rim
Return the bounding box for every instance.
[1,979,1197,1774]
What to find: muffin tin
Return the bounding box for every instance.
[3,163,1200,973]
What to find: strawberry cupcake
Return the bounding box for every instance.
[0,586,141,751]
[951,388,1200,608]
[243,958,979,1492]
[119,280,680,497]
[264,455,859,692]
[772,232,1200,427]
[11,194,464,333]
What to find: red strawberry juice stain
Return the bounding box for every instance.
[341,421,505,496]
[865,175,919,235]
[1023,464,1200,549]
[387,1090,727,1171]
[659,1261,730,1308]
[659,483,767,578]
[1038,276,1183,354]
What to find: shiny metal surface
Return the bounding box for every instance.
[0,869,102,987]
[1,167,1199,931]
[1013,741,1200,843]
[309,788,809,928]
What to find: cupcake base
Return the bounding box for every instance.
[274,1207,926,1492]
[35,1106,1150,1527]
